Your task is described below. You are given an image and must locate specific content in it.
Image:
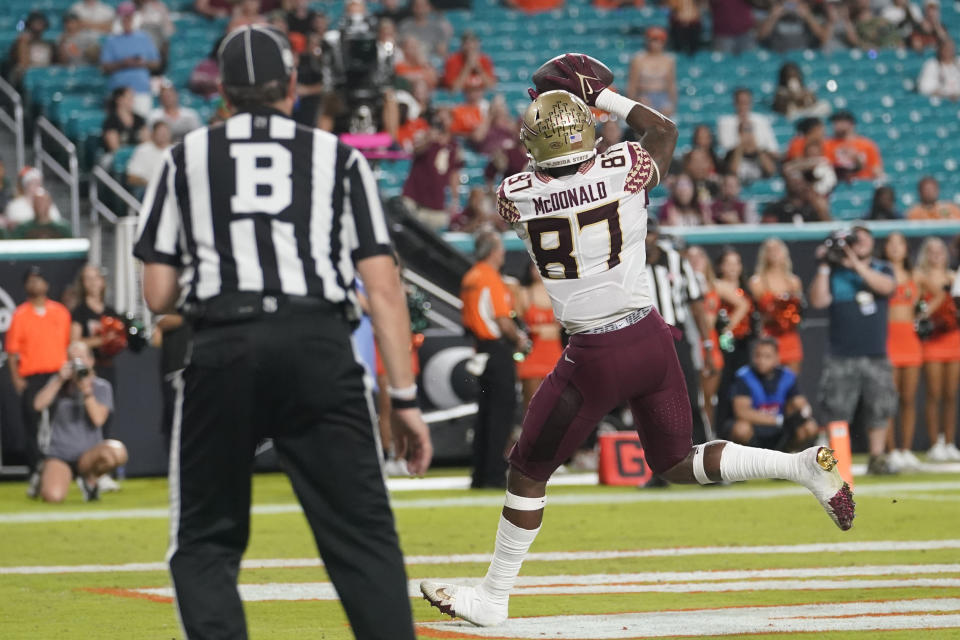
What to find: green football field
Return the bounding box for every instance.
[2,463,960,639]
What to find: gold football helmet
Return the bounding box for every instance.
[520,90,597,169]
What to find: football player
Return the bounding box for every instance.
[421,54,855,627]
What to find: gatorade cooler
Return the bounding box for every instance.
[598,431,653,486]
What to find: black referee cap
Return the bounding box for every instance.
[218,25,295,87]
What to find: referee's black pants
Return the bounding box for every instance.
[471,339,516,488]
[21,373,55,472]
[673,331,711,445]
[167,313,414,640]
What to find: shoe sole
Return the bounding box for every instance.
[816,448,855,531]
[421,583,457,620]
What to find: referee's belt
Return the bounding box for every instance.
[184,293,345,328]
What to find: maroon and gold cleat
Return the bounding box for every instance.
[801,446,855,531]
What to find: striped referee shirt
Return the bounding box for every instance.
[133,108,392,312]
[645,241,701,328]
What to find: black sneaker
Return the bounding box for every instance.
[77,477,100,502]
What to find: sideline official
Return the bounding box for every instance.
[133,25,432,640]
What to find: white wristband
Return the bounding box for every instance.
[387,384,418,401]
[818,265,831,276]
[594,89,637,120]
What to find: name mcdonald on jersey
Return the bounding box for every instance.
[532,181,608,215]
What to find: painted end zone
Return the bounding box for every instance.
[415,598,960,639]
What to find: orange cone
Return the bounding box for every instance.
[828,421,854,489]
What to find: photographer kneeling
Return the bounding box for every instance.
[809,225,897,474]
[728,337,818,451]
[35,342,127,502]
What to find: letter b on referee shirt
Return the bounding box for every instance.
[230,143,293,214]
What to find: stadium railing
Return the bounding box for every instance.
[33,116,80,233]
[0,76,25,172]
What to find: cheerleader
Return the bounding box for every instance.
[515,261,563,414]
[687,246,749,429]
[749,238,804,374]
[880,232,923,470]
[915,237,960,462]
[714,246,756,428]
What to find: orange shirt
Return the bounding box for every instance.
[511,0,564,11]
[906,201,960,220]
[450,103,485,137]
[461,261,512,340]
[823,135,882,180]
[4,300,71,377]
[785,135,806,161]
[442,52,495,89]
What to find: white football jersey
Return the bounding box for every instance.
[497,141,660,334]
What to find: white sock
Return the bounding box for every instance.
[719,442,802,483]
[479,515,540,606]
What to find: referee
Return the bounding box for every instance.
[644,218,715,446]
[134,25,432,640]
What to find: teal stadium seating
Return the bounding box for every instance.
[3,0,960,220]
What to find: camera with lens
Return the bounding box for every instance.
[821,229,857,266]
[326,13,393,133]
[72,357,91,379]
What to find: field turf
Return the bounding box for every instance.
[2,463,960,639]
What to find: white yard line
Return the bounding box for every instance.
[6,541,960,575]
[417,599,960,638]
[2,479,959,525]
[128,575,960,602]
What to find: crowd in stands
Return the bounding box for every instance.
[1,0,959,235]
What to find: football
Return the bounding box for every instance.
[531,53,615,94]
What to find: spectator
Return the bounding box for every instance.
[100,2,160,117]
[402,108,464,231]
[710,0,755,54]
[449,187,506,232]
[915,237,960,461]
[918,38,960,100]
[376,0,411,24]
[659,174,709,226]
[723,122,778,185]
[70,0,115,39]
[9,11,55,83]
[472,96,528,185]
[667,0,703,55]
[5,266,72,495]
[784,138,837,196]
[294,31,330,128]
[71,264,122,388]
[194,0,232,20]
[395,36,439,90]
[228,0,267,32]
[909,0,948,51]
[772,62,830,119]
[126,0,175,55]
[398,0,453,58]
[852,0,904,49]
[101,87,147,154]
[685,147,720,200]
[883,0,923,41]
[880,231,923,470]
[750,237,805,372]
[711,173,753,224]
[869,185,901,220]
[148,83,201,144]
[596,118,624,155]
[717,88,779,154]
[626,27,677,116]
[58,11,100,65]
[823,110,883,181]
[395,79,432,150]
[809,225,897,474]
[126,121,171,187]
[820,0,860,52]
[34,342,127,503]
[687,124,722,174]
[757,0,825,53]
[906,176,960,219]
[12,190,71,239]
[450,84,489,137]
[286,0,317,38]
[4,166,64,227]
[762,170,830,223]
[460,230,529,488]
[727,337,818,451]
[444,31,496,93]
[785,117,825,161]
[504,0,565,12]
[594,0,643,9]
[187,37,222,99]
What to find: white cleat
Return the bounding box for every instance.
[796,446,855,531]
[420,581,508,627]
